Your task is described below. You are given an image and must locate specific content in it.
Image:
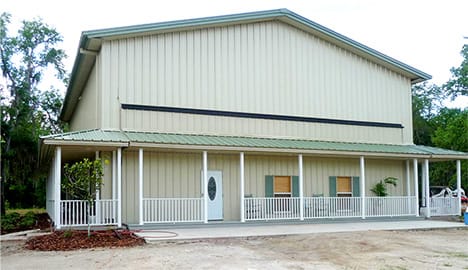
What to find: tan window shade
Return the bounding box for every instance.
[274,176,291,193]
[337,177,352,193]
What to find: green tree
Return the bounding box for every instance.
[429,108,468,187]
[62,158,103,236]
[0,13,67,215]
[444,44,468,99]
[411,82,443,145]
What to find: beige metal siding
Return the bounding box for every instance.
[122,151,241,222]
[122,110,404,144]
[244,155,298,197]
[69,66,99,131]
[100,151,113,199]
[122,151,139,224]
[100,20,413,144]
[303,157,405,196]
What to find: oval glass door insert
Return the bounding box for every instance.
[208,177,216,201]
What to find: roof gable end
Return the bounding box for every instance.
[61,9,431,121]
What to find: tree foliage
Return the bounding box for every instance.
[444,45,468,99]
[429,108,468,187]
[62,158,103,236]
[412,44,468,189]
[0,13,67,214]
[411,82,443,145]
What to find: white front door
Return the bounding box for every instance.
[204,171,223,220]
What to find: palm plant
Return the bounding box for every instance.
[370,177,398,197]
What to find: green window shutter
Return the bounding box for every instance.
[265,175,274,197]
[352,176,360,197]
[292,176,299,197]
[329,176,337,197]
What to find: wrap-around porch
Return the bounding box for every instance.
[46,146,463,228]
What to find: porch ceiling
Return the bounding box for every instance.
[40,129,468,160]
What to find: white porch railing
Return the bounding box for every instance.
[366,196,416,217]
[430,197,459,216]
[244,197,300,220]
[304,197,361,218]
[143,197,204,223]
[245,196,418,221]
[60,199,118,226]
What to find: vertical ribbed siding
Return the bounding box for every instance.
[100,20,412,142]
[69,65,98,131]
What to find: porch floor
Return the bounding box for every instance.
[132,217,466,243]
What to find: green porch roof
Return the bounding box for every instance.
[41,129,468,159]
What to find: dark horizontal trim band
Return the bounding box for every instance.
[121,104,403,129]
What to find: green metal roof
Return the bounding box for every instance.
[41,129,468,159]
[42,129,129,143]
[61,9,431,122]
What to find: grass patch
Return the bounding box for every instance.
[6,208,46,215]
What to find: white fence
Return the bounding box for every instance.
[304,197,361,218]
[245,196,419,221]
[366,196,416,217]
[245,197,300,220]
[430,197,459,216]
[143,198,204,223]
[60,199,118,226]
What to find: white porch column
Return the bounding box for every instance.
[117,148,122,227]
[424,159,430,218]
[112,151,116,201]
[240,152,245,222]
[405,160,411,214]
[298,154,304,221]
[95,151,101,224]
[203,151,208,223]
[456,160,461,216]
[413,159,419,217]
[112,150,117,223]
[54,147,61,229]
[360,156,366,219]
[138,148,144,225]
[421,163,426,207]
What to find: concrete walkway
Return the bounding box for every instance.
[135,219,467,243]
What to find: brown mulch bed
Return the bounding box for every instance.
[26,230,145,251]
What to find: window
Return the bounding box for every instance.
[274,176,291,198]
[329,176,360,197]
[265,175,299,212]
[265,175,299,198]
[336,177,352,197]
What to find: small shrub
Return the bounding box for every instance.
[63,230,73,238]
[20,211,37,228]
[1,212,21,231]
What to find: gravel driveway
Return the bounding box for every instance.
[2,228,467,269]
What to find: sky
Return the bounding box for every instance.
[1,0,467,107]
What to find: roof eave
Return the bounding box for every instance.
[42,139,128,147]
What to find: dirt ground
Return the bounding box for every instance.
[1,228,467,270]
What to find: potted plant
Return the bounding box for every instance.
[370,177,398,215]
[370,177,398,197]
